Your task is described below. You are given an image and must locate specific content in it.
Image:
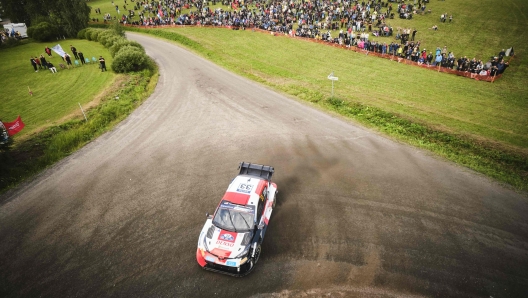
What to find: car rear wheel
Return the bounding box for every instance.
[273,191,278,208]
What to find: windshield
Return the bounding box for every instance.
[213,201,255,232]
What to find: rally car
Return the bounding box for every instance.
[196,162,278,276]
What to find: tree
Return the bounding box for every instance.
[2,0,33,25]
[2,0,90,37]
[52,0,90,37]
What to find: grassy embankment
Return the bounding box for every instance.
[97,0,528,190]
[0,39,158,192]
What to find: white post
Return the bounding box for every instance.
[78,103,88,121]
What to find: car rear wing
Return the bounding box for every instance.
[238,162,274,182]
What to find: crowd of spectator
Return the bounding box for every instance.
[26,45,103,74]
[1,28,22,44]
[91,0,511,78]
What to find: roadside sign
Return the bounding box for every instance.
[327,72,339,81]
[327,72,338,96]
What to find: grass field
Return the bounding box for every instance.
[0,39,115,140]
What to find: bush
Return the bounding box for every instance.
[90,29,102,42]
[27,22,58,42]
[96,30,113,45]
[84,28,94,41]
[110,21,125,37]
[109,40,145,58]
[103,35,122,48]
[95,30,123,48]
[112,46,149,73]
[77,28,87,39]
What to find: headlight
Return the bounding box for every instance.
[235,245,251,259]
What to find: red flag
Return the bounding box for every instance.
[3,116,25,136]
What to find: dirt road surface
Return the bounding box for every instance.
[1,32,527,298]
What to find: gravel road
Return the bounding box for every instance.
[0,32,527,298]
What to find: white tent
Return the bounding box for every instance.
[2,23,28,38]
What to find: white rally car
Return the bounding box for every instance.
[196,162,278,276]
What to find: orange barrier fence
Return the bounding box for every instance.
[118,23,503,82]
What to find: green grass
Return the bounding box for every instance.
[0,39,115,140]
[0,68,158,191]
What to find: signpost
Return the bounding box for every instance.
[327,72,339,97]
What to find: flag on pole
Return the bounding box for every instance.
[3,116,25,136]
[51,44,66,57]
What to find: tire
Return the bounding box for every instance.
[272,191,277,208]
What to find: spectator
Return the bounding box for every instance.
[45,46,52,57]
[30,57,38,72]
[64,53,73,69]
[497,61,509,74]
[79,51,86,64]
[70,45,79,60]
[99,56,107,72]
[34,56,43,69]
[40,55,48,69]
[48,62,57,73]
[498,49,506,60]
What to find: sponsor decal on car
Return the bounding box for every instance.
[226,260,237,267]
[216,240,235,247]
[220,201,255,213]
[220,233,235,242]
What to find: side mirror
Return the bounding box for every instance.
[257,223,265,229]
[206,212,213,219]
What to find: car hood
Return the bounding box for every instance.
[204,224,251,258]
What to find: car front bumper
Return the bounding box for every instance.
[196,248,255,277]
